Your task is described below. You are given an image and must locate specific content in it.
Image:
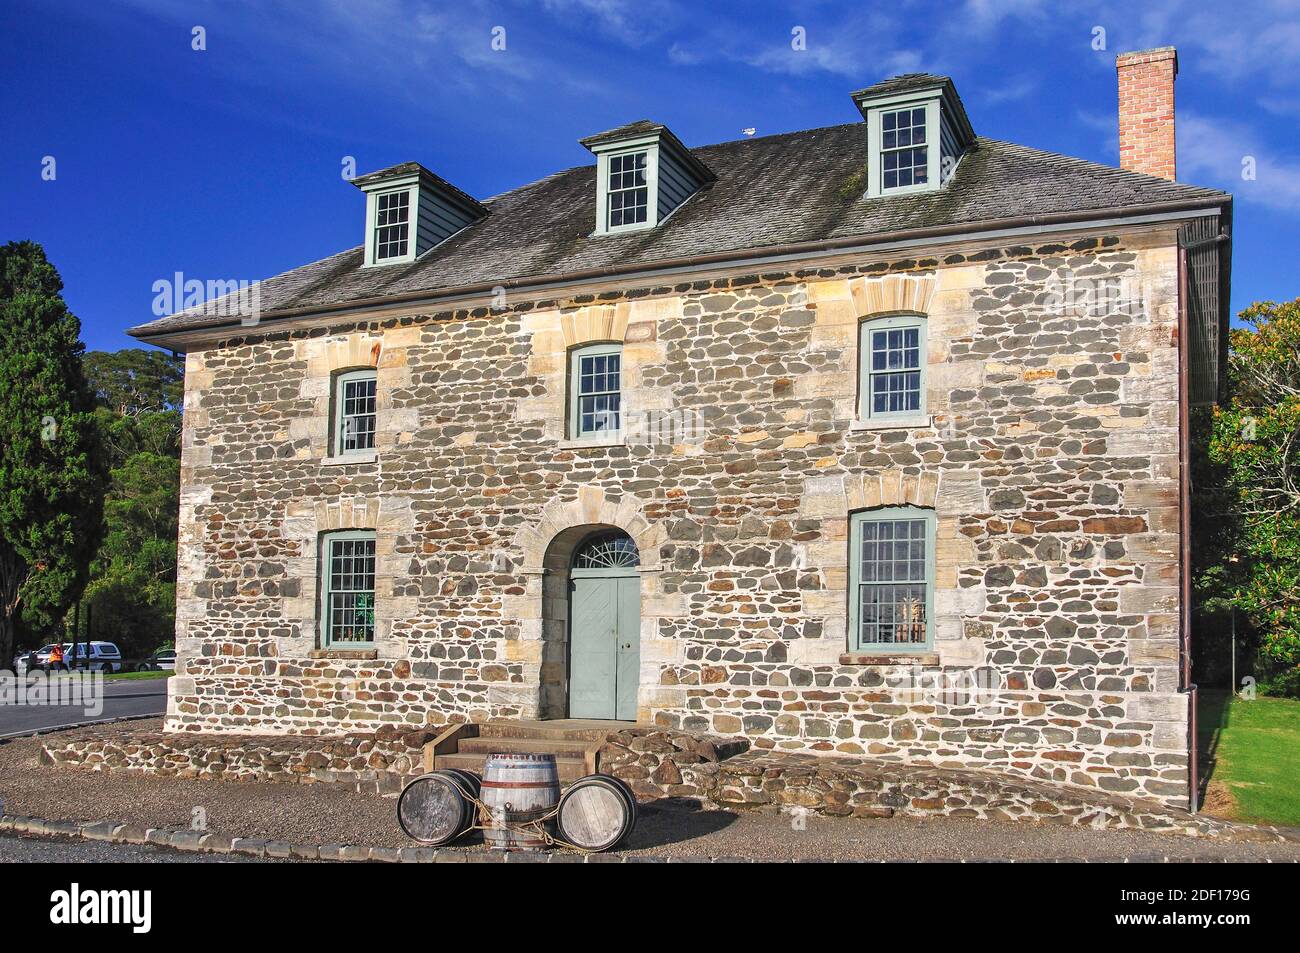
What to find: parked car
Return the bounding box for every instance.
[20,644,60,673]
[144,649,176,672]
[62,641,124,673]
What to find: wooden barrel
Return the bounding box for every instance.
[397,769,481,846]
[480,753,561,851]
[554,774,637,852]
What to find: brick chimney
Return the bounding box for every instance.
[1116,47,1178,180]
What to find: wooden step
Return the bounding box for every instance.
[434,751,590,784]
[456,736,597,760]
[477,719,623,743]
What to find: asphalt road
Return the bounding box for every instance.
[0,676,168,738]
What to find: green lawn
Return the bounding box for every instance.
[39,669,170,681]
[105,669,172,681]
[1198,691,1300,828]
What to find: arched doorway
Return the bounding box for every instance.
[567,530,641,721]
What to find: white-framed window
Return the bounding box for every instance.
[606,151,649,229]
[848,508,935,653]
[320,530,377,648]
[880,107,929,191]
[569,343,622,438]
[859,314,927,420]
[373,190,411,261]
[333,369,377,455]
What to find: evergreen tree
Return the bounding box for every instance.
[0,241,108,663]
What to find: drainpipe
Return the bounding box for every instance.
[1177,243,1198,813]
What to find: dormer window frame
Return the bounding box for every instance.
[591,135,662,236]
[365,185,417,266]
[864,96,942,199]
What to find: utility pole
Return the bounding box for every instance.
[70,601,79,671]
[84,602,93,672]
[1230,607,1236,696]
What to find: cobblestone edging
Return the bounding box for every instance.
[599,728,1298,843]
[2,814,1293,864]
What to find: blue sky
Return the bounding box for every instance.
[2,0,1298,353]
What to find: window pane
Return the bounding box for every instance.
[326,536,376,645]
[576,349,622,435]
[857,518,928,646]
[339,374,377,452]
[375,192,410,259]
[866,322,923,417]
[607,151,648,226]
[879,104,929,192]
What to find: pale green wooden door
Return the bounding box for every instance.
[569,533,640,721]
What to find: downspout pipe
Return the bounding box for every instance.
[1177,242,1198,814]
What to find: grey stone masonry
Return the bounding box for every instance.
[168,222,1191,807]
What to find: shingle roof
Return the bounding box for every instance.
[350,162,488,218]
[129,122,1229,339]
[849,72,952,99]
[577,120,666,148]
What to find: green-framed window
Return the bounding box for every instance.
[859,314,927,420]
[569,342,623,438]
[373,189,411,261]
[848,507,936,652]
[606,151,649,229]
[333,369,377,456]
[320,530,377,647]
[880,106,929,191]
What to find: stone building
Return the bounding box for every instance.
[131,49,1231,809]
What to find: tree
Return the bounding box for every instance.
[84,349,183,468]
[83,348,183,417]
[79,352,183,658]
[1205,299,1300,696]
[0,242,108,663]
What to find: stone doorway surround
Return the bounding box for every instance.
[502,487,682,722]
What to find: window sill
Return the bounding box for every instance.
[558,433,626,450]
[849,415,934,432]
[310,649,378,660]
[839,652,939,666]
[322,452,378,467]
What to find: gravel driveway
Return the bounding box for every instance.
[3,731,1297,862]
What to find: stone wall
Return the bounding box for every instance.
[598,728,1263,840]
[41,722,437,793]
[169,223,1191,806]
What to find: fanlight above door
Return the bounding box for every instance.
[572,531,640,570]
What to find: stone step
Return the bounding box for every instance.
[434,751,590,784]
[477,719,621,743]
[456,736,596,760]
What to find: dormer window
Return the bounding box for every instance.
[607,152,649,228]
[852,74,975,200]
[881,107,928,191]
[374,190,411,261]
[351,162,488,267]
[580,121,715,235]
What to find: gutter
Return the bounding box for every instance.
[131,194,1231,348]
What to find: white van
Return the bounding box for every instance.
[62,642,124,673]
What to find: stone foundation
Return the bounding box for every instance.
[36,720,1251,841]
[599,728,1264,840]
[40,721,438,794]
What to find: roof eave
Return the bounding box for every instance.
[128,193,1231,351]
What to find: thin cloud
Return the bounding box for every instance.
[666,15,923,80]
[539,0,680,46]
[1180,112,1300,212]
[980,76,1039,105]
